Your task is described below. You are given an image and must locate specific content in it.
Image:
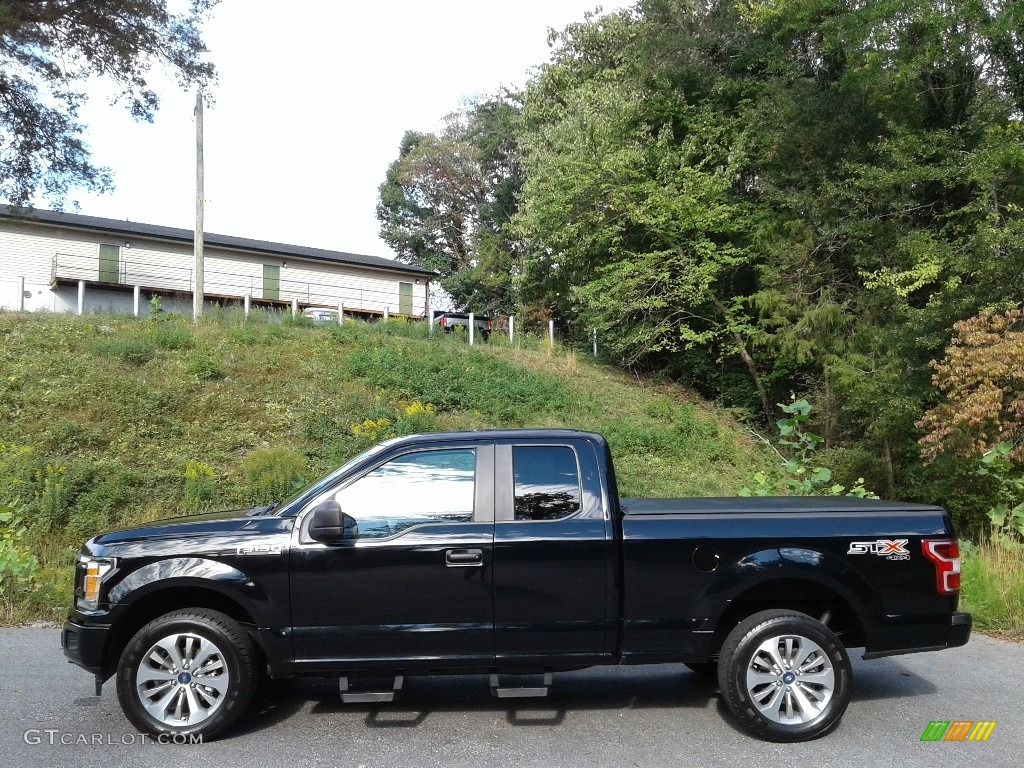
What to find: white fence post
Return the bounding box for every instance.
[244,294,251,318]
[469,311,475,346]
[384,306,390,321]
[508,315,514,344]
[593,327,598,357]
[17,276,25,311]
[338,301,344,324]
[291,298,298,318]
[133,285,141,317]
[548,319,555,351]
[77,280,85,316]
[428,309,434,333]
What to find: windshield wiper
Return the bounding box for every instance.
[247,500,281,517]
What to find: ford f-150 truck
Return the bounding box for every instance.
[62,430,970,743]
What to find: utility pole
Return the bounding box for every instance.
[193,90,205,320]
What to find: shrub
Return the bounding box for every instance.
[147,319,193,350]
[185,350,224,380]
[31,464,67,533]
[89,336,156,365]
[741,400,876,497]
[184,460,217,512]
[243,448,306,503]
[0,503,42,619]
[395,400,437,435]
[977,443,1024,549]
[0,442,37,501]
[38,418,103,452]
[229,322,285,346]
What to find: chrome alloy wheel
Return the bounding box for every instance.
[135,632,230,727]
[745,634,836,725]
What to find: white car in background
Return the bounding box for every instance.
[302,307,338,324]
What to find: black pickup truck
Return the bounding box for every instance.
[62,430,970,743]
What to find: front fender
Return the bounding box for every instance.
[107,557,273,626]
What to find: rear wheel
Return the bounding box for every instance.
[717,609,851,742]
[116,608,257,739]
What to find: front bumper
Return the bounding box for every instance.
[61,620,112,675]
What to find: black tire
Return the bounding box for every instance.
[116,608,257,740]
[717,609,851,742]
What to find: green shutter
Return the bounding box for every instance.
[99,244,120,283]
[263,265,280,301]
[399,282,413,315]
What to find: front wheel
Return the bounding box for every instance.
[116,608,257,739]
[717,609,851,742]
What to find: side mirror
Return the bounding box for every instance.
[308,501,357,542]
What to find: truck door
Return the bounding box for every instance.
[491,439,615,665]
[289,441,495,669]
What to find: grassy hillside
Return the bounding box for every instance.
[0,310,768,621]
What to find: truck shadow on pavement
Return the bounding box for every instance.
[226,655,938,738]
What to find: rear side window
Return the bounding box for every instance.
[512,446,581,521]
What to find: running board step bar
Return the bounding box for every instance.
[339,674,404,703]
[489,672,552,698]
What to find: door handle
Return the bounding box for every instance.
[445,548,483,567]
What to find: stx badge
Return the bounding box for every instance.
[847,539,910,560]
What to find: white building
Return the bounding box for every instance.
[0,206,434,318]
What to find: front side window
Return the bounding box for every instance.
[333,448,475,538]
[513,446,582,521]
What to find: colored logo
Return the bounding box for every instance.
[848,539,910,560]
[920,721,996,742]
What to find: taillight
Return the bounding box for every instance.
[922,539,961,595]
[440,316,446,327]
[487,319,492,330]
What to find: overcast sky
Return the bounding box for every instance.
[63,0,629,259]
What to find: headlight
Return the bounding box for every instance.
[76,555,116,611]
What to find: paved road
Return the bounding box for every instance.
[0,628,1020,768]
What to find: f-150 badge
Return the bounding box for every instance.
[236,544,283,556]
[848,539,910,560]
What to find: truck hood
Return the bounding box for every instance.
[90,506,285,547]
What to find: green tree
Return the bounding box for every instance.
[0,0,218,208]
[515,4,774,414]
[377,94,523,315]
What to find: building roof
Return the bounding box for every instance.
[0,205,436,278]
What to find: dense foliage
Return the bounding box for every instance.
[378,0,1024,531]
